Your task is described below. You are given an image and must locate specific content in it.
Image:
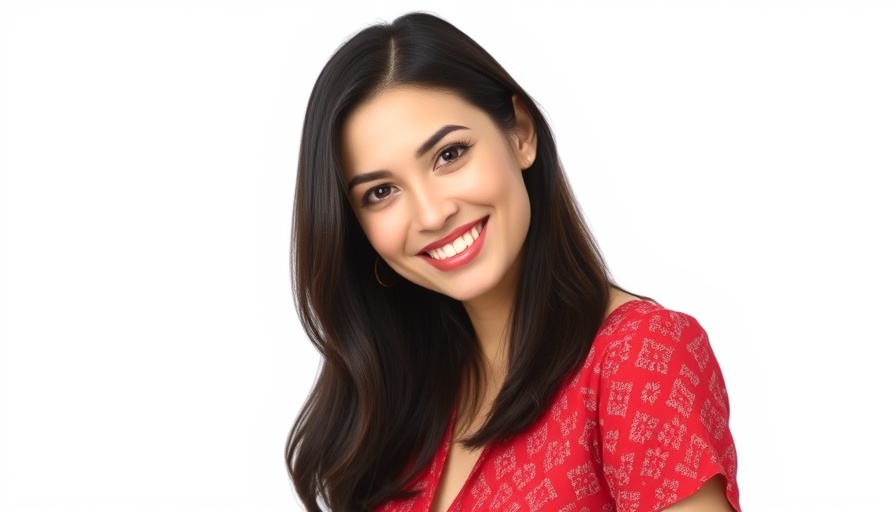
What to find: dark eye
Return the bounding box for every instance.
[364,185,394,205]
[435,144,469,168]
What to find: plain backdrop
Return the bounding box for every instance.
[1,0,894,510]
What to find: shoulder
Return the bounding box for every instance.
[599,299,701,346]
[583,300,741,511]
[571,298,735,442]
[576,299,711,383]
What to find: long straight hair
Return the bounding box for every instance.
[286,12,615,511]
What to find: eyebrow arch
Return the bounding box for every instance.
[347,170,392,190]
[346,124,470,190]
[415,124,470,158]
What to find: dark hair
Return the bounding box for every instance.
[286,12,619,511]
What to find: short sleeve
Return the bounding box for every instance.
[596,307,740,511]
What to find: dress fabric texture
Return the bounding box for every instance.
[376,300,741,512]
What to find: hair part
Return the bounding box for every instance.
[286,12,618,511]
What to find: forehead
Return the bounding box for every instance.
[341,87,493,175]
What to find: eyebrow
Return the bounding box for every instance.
[346,124,470,190]
[415,124,469,158]
[347,170,392,190]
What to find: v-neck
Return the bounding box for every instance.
[427,409,494,512]
[426,299,653,511]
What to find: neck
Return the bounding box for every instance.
[455,280,513,438]
[461,253,524,383]
[463,292,512,379]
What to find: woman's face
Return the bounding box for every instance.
[341,86,536,304]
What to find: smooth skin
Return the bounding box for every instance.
[341,87,734,512]
[663,474,734,512]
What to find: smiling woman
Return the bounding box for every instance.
[342,88,532,303]
[286,12,740,512]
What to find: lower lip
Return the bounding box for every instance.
[421,219,488,271]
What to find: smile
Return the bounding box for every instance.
[418,216,489,271]
[425,221,483,259]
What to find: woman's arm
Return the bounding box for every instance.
[662,474,734,512]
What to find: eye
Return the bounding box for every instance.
[435,140,472,169]
[362,184,395,206]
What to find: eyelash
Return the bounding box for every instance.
[360,184,394,207]
[435,138,473,169]
[360,139,474,207]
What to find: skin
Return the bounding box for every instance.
[341,87,733,512]
[663,474,734,512]
[341,86,534,370]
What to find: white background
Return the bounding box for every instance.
[1,0,893,510]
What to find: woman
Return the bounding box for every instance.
[286,12,740,512]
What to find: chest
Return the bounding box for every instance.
[378,392,612,512]
[429,442,485,512]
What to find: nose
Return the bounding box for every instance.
[409,180,458,233]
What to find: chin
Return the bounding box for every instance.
[440,287,488,303]
[403,258,518,304]
[433,272,507,304]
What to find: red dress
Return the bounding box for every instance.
[376,300,741,512]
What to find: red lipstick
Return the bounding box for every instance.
[418,216,488,271]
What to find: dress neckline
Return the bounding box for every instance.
[428,298,658,511]
[428,408,493,512]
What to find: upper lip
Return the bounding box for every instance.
[418,216,488,254]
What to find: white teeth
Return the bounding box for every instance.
[425,221,485,260]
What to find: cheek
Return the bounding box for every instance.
[457,150,520,201]
[467,154,530,212]
[359,214,406,258]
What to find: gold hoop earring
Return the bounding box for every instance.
[374,256,396,288]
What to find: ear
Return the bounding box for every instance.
[509,94,538,170]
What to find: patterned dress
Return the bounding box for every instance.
[376,300,740,512]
